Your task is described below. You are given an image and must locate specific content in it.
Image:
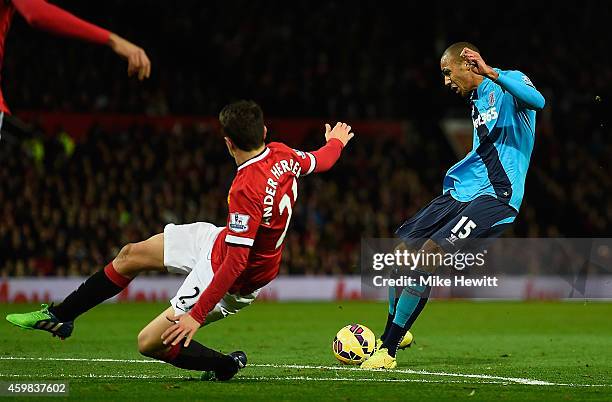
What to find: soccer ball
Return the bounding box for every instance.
[332,324,376,365]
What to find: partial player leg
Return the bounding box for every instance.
[377,194,463,351]
[379,268,413,351]
[381,240,438,353]
[51,233,166,320]
[365,195,518,368]
[375,260,414,348]
[5,233,166,338]
[362,239,438,369]
[155,222,253,380]
[136,306,244,381]
[379,282,398,345]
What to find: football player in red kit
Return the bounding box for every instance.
[6,100,354,381]
[0,0,150,124]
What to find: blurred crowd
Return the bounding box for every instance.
[3,2,610,119]
[0,1,610,276]
[0,119,608,277]
[0,122,440,276]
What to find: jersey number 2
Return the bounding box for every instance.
[276,178,298,249]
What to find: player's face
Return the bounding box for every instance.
[440,57,472,97]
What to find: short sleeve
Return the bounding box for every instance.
[225,186,262,247]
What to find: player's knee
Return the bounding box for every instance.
[422,239,444,255]
[137,328,160,357]
[113,243,139,273]
[114,241,160,275]
[115,243,134,262]
[419,239,445,273]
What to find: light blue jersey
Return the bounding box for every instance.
[442,68,545,211]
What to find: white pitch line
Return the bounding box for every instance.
[0,373,505,384]
[242,376,508,385]
[0,356,609,388]
[0,358,564,386]
[1,373,609,387]
[0,357,162,364]
[0,373,186,380]
[250,363,556,386]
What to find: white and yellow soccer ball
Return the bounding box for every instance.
[332,324,376,365]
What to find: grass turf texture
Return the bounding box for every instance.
[0,301,611,401]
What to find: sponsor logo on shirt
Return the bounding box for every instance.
[229,213,250,233]
[472,107,498,128]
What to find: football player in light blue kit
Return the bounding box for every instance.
[363,42,545,369]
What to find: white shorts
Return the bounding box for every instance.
[164,222,258,325]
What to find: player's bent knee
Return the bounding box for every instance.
[419,239,445,273]
[115,243,134,263]
[117,243,134,260]
[113,243,141,275]
[137,328,163,357]
[114,236,164,275]
[421,239,444,255]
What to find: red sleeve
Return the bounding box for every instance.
[310,138,344,173]
[13,0,110,45]
[189,245,250,324]
[225,185,263,247]
[291,138,344,176]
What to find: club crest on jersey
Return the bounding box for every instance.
[488,91,495,107]
[293,149,307,159]
[522,75,535,88]
[229,213,250,233]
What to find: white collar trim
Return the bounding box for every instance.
[237,147,270,171]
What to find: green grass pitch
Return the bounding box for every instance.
[0,301,611,401]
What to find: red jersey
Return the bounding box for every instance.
[189,137,345,324]
[0,0,110,113]
[211,142,318,294]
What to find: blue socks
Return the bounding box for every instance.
[380,284,398,341]
[381,271,431,357]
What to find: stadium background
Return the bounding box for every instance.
[1,5,612,401]
[0,1,610,285]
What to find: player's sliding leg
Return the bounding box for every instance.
[5,234,165,339]
[137,306,246,381]
[52,233,166,320]
[362,240,438,369]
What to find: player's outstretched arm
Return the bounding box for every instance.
[108,34,151,81]
[13,0,151,80]
[460,47,544,111]
[308,122,355,173]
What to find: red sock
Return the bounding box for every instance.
[50,262,133,321]
[103,262,132,288]
[161,343,181,362]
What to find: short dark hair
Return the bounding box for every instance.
[219,100,265,151]
[442,42,480,62]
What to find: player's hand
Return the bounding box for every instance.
[108,33,151,81]
[460,48,499,81]
[161,313,201,347]
[324,122,355,147]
